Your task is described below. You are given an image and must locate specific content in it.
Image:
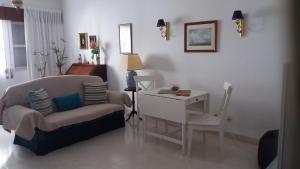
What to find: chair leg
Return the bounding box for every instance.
[164,120,169,134]
[155,119,158,129]
[219,130,224,156]
[187,127,193,156]
[143,115,147,142]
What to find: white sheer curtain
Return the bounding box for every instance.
[0,20,14,80]
[24,8,64,79]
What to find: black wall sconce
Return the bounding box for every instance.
[232,10,245,37]
[157,19,170,40]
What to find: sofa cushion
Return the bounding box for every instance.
[53,93,82,112]
[83,82,108,105]
[28,88,53,116]
[44,104,124,127]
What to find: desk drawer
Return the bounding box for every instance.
[139,94,186,123]
[186,95,206,105]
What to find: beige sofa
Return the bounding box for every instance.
[0,75,131,155]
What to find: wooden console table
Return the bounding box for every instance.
[66,64,107,82]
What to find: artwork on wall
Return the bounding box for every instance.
[184,20,218,52]
[79,33,88,50]
[89,35,97,49]
[119,23,133,54]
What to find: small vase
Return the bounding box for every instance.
[57,66,63,76]
[96,58,100,65]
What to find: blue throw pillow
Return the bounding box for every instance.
[53,93,82,112]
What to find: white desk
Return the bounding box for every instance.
[139,88,209,154]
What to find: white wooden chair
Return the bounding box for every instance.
[187,82,233,156]
[134,75,159,116]
[134,75,159,127]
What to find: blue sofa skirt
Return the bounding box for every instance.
[14,110,125,155]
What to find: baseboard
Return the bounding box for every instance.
[225,132,259,145]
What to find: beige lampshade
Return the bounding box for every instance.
[120,54,144,71]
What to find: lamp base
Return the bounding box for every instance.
[127,70,137,89]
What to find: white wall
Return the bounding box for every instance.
[62,0,285,139]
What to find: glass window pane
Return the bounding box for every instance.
[12,23,25,45]
[13,47,27,68]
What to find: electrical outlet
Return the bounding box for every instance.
[226,116,233,122]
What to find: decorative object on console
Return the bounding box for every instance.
[66,63,107,81]
[83,54,88,64]
[157,19,170,40]
[52,39,67,75]
[184,20,218,52]
[11,0,23,9]
[232,10,245,37]
[91,46,100,65]
[33,51,50,77]
[78,54,82,64]
[79,33,88,49]
[119,23,133,54]
[120,54,144,89]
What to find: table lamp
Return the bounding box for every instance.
[120,54,144,89]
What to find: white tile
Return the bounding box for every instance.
[0,121,259,169]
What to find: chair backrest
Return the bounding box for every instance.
[218,82,233,120]
[134,75,159,92]
[134,75,159,112]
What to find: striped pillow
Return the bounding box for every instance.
[83,82,108,105]
[28,88,53,116]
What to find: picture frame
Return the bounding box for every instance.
[79,33,88,50]
[184,20,218,52]
[119,23,133,54]
[89,35,97,49]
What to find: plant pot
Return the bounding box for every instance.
[57,66,63,76]
[96,58,100,65]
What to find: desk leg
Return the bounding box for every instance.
[182,123,187,155]
[143,115,147,142]
[204,94,210,114]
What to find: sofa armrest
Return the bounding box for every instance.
[107,90,132,107]
[2,105,44,140]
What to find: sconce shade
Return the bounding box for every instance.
[120,54,144,71]
[157,19,166,27]
[232,10,243,20]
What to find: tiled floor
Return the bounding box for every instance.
[0,120,259,169]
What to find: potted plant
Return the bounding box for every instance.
[52,39,67,75]
[33,51,50,77]
[91,47,100,65]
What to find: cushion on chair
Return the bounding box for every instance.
[28,88,53,116]
[188,114,221,126]
[83,82,108,105]
[53,93,82,112]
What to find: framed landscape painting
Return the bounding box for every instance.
[119,23,133,54]
[184,20,218,52]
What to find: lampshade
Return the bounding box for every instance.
[157,19,166,27]
[120,54,144,71]
[232,10,243,20]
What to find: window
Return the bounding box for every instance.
[12,22,27,69]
